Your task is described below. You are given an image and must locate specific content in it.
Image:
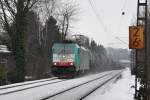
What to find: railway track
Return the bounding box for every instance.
[80,72,121,100]
[0,77,65,96]
[0,70,123,100]
[0,77,58,90]
[41,70,122,100]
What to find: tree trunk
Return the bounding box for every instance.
[13,1,26,82]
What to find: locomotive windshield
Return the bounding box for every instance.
[52,44,78,62]
[53,47,74,54]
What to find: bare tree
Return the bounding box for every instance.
[58,1,79,40]
[32,0,59,47]
[0,0,41,82]
[38,0,79,41]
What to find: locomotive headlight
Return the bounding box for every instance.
[70,62,73,65]
[54,62,57,65]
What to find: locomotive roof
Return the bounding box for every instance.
[52,43,80,48]
[52,43,90,52]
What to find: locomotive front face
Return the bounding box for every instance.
[52,44,75,67]
[51,43,90,78]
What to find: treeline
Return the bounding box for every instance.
[107,47,130,62]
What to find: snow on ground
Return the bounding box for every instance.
[0,70,132,100]
[85,68,135,100]
[47,71,121,100]
[0,70,119,100]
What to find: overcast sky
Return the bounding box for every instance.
[72,0,137,49]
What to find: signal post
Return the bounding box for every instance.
[129,0,150,99]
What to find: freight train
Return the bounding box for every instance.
[51,43,90,78]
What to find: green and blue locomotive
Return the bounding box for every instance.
[51,43,90,78]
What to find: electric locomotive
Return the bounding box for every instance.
[51,43,90,78]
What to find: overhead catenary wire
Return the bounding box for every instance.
[115,0,129,46]
[87,0,129,46]
[88,0,108,33]
[115,37,128,45]
[116,0,128,36]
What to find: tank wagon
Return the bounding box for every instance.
[51,43,90,78]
